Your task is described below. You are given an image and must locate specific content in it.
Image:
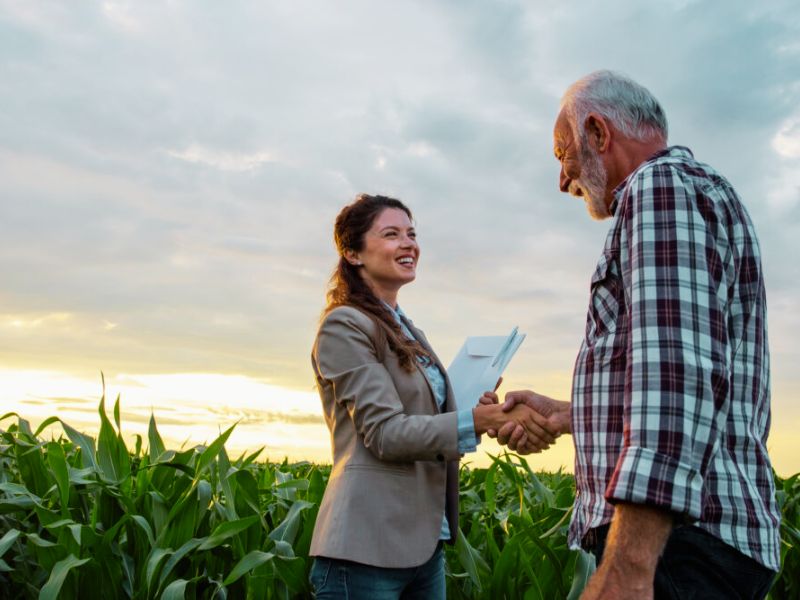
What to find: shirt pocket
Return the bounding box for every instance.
[585,250,623,341]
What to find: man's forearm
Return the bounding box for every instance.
[582,503,673,600]
[604,503,673,571]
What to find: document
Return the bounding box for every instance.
[447,327,526,412]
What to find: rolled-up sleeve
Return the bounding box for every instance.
[605,165,730,519]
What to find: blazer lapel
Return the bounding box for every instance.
[399,314,455,414]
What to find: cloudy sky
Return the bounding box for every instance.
[2,0,799,473]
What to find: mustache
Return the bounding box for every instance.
[568,181,585,198]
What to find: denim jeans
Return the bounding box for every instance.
[309,543,445,600]
[586,524,775,600]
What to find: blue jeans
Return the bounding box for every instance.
[587,524,775,600]
[309,543,445,600]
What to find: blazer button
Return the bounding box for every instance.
[436,453,444,461]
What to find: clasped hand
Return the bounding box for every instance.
[477,390,568,454]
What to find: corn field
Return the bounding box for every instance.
[1,396,798,599]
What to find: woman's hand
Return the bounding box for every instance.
[478,391,499,406]
[477,390,502,438]
[476,377,503,407]
[501,403,557,452]
[476,377,504,441]
[494,391,571,455]
[472,402,556,453]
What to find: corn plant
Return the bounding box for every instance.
[771,472,800,599]
[1,393,798,599]
[445,454,592,599]
[0,394,321,599]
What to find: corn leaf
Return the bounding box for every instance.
[455,525,489,592]
[492,533,522,595]
[268,500,313,545]
[113,394,122,432]
[38,554,90,600]
[567,550,595,600]
[160,578,189,600]
[0,529,21,558]
[97,393,131,483]
[59,421,98,471]
[33,416,60,437]
[46,442,70,516]
[485,462,497,515]
[223,550,275,585]
[15,441,51,497]
[145,547,173,594]
[27,533,58,548]
[157,538,204,592]
[273,555,307,594]
[198,515,259,551]
[148,413,166,463]
[131,514,156,547]
[195,424,236,475]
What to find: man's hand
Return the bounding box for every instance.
[491,390,571,455]
[504,403,557,450]
[472,401,556,450]
[580,503,673,600]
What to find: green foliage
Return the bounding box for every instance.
[446,455,585,599]
[0,399,798,599]
[771,473,800,600]
[0,397,316,599]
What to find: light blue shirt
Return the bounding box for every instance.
[386,303,478,540]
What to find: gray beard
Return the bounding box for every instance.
[569,142,611,220]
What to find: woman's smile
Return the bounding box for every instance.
[354,207,419,302]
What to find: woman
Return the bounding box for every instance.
[309,194,551,599]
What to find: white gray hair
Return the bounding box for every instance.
[561,70,668,143]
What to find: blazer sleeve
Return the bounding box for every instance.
[314,307,460,462]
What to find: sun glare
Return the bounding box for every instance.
[1,368,797,474]
[0,369,331,463]
[2,312,72,329]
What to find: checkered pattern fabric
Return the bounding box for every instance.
[568,146,781,570]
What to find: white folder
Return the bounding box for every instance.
[447,327,526,412]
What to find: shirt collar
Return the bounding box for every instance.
[382,301,406,322]
[610,145,694,214]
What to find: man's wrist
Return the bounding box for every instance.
[603,540,660,577]
[553,401,572,435]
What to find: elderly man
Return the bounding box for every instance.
[494,71,781,599]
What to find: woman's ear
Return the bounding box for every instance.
[344,250,362,266]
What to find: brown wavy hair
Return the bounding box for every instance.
[326,194,432,372]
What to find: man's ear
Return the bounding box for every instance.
[584,112,611,153]
[344,249,362,266]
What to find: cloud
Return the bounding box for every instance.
[101,1,142,33]
[166,144,278,172]
[772,115,800,158]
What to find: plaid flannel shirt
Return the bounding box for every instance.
[568,146,781,571]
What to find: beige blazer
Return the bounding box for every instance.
[309,305,461,568]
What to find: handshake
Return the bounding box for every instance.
[471,389,572,455]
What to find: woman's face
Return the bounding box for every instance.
[352,207,419,298]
